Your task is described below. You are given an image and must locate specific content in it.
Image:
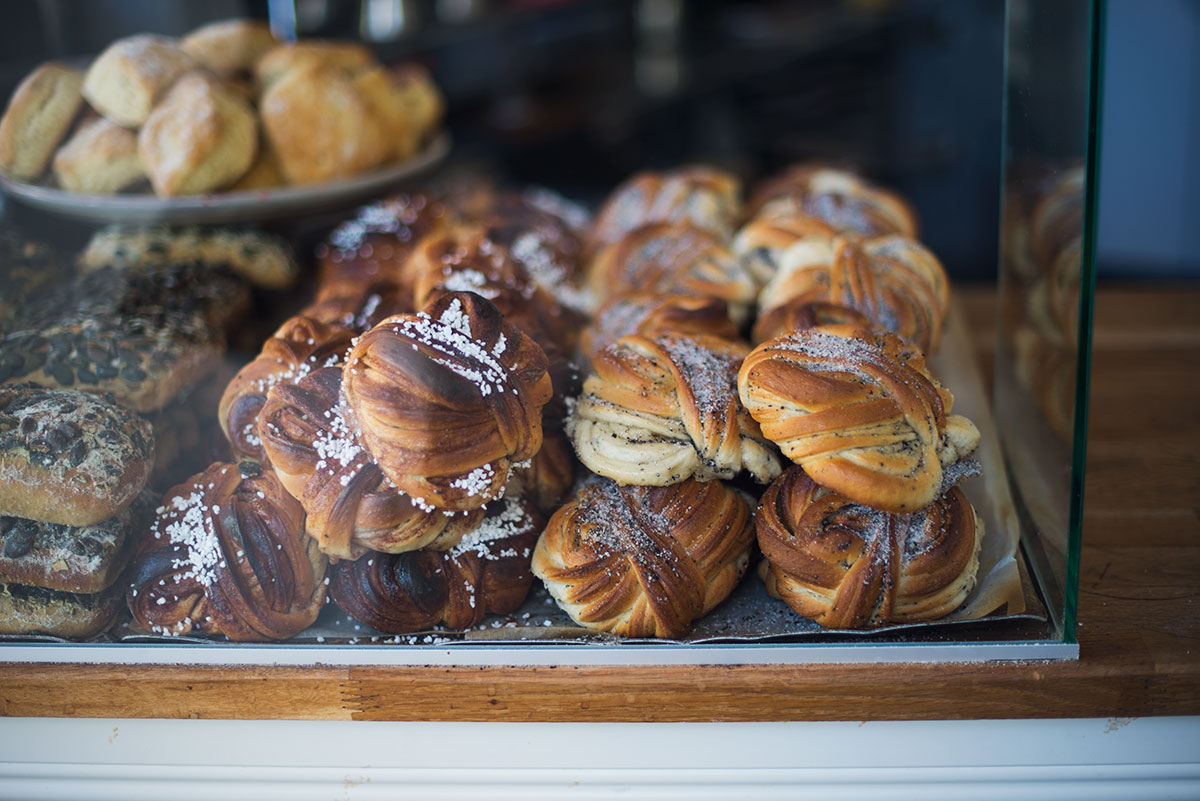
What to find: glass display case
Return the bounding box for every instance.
[0,0,1102,667]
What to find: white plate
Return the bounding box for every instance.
[0,133,450,226]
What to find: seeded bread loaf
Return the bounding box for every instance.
[52,115,146,195]
[0,490,152,593]
[0,62,85,181]
[78,225,297,290]
[82,34,197,127]
[0,263,246,412]
[0,580,125,638]
[0,385,154,527]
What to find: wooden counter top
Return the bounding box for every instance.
[1,285,1198,722]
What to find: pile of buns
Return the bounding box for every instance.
[0,19,443,196]
[0,161,995,642]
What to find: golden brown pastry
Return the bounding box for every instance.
[757,235,950,354]
[750,299,873,345]
[0,62,85,181]
[329,496,540,632]
[756,466,981,628]
[126,462,326,641]
[505,430,575,517]
[219,315,357,465]
[228,138,285,191]
[51,116,145,195]
[408,224,586,352]
[586,223,758,324]
[258,367,483,560]
[731,214,837,285]
[314,192,453,302]
[138,73,258,197]
[342,291,553,511]
[389,63,445,143]
[82,34,197,127]
[468,189,592,315]
[570,333,780,486]
[0,581,126,638]
[532,476,754,638]
[581,293,738,364]
[0,385,154,527]
[584,166,741,258]
[301,280,413,335]
[255,40,376,88]
[260,62,389,186]
[748,164,919,238]
[738,325,980,513]
[181,19,278,78]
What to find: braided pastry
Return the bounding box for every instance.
[341,291,553,512]
[738,325,979,513]
[580,293,738,364]
[748,165,919,238]
[314,192,452,302]
[258,367,483,560]
[219,315,356,465]
[532,476,754,639]
[732,214,837,285]
[126,462,326,641]
[758,235,949,353]
[584,166,741,258]
[408,224,586,352]
[329,496,540,632]
[300,279,413,334]
[751,299,872,345]
[756,466,981,628]
[571,333,780,486]
[586,223,758,324]
[471,188,592,315]
[506,430,575,516]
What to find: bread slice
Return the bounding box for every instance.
[182,18,278,78]
[0,63,85,181]
[82,34,197,127]
[138,73,258,196]
[261,62,388,185]
[52,115,145,194]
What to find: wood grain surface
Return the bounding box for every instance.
[1,285,1198,721]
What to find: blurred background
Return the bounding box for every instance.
[0,0,1195,283]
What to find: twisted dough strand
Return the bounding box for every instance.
[258,367,483,560]
[342,291,553,511]
[572,333,780,486]
[738,325,979,512]
[126,462,326,641]
[532,476,754,638]
[756,466,981,628]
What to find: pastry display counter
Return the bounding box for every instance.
[1,284,1197,722]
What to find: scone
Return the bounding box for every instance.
[255,40,375,88]
[52,116,145,195]
[0,62,85,181]
[228,138,284,191]
[138,73,258,196]
[82,34,197,127]
[181,19,278,78]
[260,62,389,185]
[352,66,421,162]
